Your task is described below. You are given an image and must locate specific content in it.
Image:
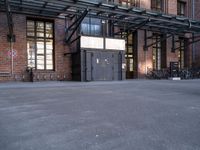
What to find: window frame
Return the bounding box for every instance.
[81,17,103,36]
[26,18,55,71]
[178,37,185,69]
[177,0,186,16]
[151,0,164,12]
[119,0,140,7]
[152,34,162,70]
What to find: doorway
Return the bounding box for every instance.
[84,50,123,81]
[124,32,137,79]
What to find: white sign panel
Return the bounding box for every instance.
[105,38,125,51]
[81,36,104,49]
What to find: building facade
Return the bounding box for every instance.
[0,0,199,82]
[194,0,200,67]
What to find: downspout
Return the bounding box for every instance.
[192,0,195,66]
[5,0,14,75]
[10,41,14,75]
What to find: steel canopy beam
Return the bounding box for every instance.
[144,34,174,50]
[5,0,15,42]
[173,37,200,51]
[1,0,200,35]
[65,9,88,43]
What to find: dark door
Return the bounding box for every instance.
[101,52,114,81]
[92,52,103,81]
[86,52,92,81]
[125,33,136,79]
[85,51,122,81]
[92,51,114,81]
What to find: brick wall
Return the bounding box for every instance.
[168,0,177,15]
[0,13,72,82]
[0,0,197,81]
[136,0,193,78]
[137,30,153,78]
[140,0,151,9]
[194,0,200,67]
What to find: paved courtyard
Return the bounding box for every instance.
[0,80,200,150]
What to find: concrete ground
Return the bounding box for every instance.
[0,80,200,150]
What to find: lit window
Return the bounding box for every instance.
[27,20,54,70]
[152,34,162,70]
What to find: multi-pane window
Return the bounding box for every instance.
[81,17,102,36]
[177,0,186,16]
[126,33,134,72]
[121,32,136,79]
[27,20,54,70]
[119,0,140,7]
[152,34,162,70]
[178,38,185,69]
[151,0,163,12]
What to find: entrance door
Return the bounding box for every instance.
[102,52,114,80]
[86,52,92,81]
[92,51,114,81]
[85,51,122,81]
[125,33,136,79]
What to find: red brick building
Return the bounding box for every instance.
[194,0,200,67]
[0,0,200,81]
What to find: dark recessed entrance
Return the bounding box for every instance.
[123,32,138,79]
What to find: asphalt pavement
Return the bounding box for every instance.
[0,80,200,150]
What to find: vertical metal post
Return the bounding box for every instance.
[144,30,147,75]
[5,0,14,75]
[192,0,195,65]
[144,29,147,51]
[171,35,175,52]
[10,42,14,75]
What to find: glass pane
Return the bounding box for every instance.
[91,23,101,36]
[46,65,53,70]
[37,56,44,69]
[36,22,44,37]
[128,54,133,57]
[46,39,53,50]
[128,34,132,44]
[81,18,102,36]
[46,22,53,38]
[128,46,133,53]
[46,55,53,60]
[27,39,35,68]
[37,40,44,54]
[157,48,161,70]
[129,59,133,71]
[27,21,35,37]
[81,23,90,35]
[46,55,53,69]
[81,17,90,35]
[46,39,53,70]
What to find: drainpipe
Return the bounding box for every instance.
[10,42,14,75]
[192,0,195,66]
[5,0,14,75]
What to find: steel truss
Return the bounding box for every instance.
[5,0,15,42]
[1,0,200,44]
[65,9,88,43]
